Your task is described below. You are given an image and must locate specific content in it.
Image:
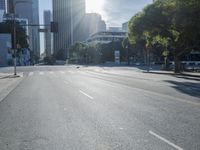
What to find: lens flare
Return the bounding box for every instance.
[86,0,104,14]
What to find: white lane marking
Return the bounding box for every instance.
[149,131,184,150]
[49,71,54,74]
[79,90,94,100]
[39,72,44,75]
[29,72,34,76]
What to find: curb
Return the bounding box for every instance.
[0,73,24,103]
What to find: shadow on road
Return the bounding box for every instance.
[0,75,20,80]
[164,80,200,98]
[144,71,200,81]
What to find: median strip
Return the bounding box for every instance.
[79,90,94,100]
[149,131,184,150]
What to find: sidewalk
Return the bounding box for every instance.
[145,70,200,78]
[0,73,23,102]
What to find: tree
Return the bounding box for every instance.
[172,0,200,72]
[128,0,200,73]
[0,20,29,48]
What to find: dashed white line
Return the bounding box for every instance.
[49,71,54,74]
[79,90,94,100]
[149,131,184,150]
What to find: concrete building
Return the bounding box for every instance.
[97,20,106,32]
[0,34,12,66]
[0,9,4,22]
[43,10,52,56]
[72,0,86,42]
[122,22,128,32]
[81,13,107,42]
[6,0,40,58]
[0,0,6,10]
[52,0,85,58]
[108,27,122,32]
[84,13,106,36]
[86,31,126,45]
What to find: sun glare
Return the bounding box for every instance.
[86,0,105,14]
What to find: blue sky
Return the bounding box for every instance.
[39,0,152,26]
[38,0,152,53]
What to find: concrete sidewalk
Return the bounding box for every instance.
[145,70,200,78]
[0,73,23,102]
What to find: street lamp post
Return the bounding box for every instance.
[13,0,32,76]
[13,4,17,75]
[126,45,130,66]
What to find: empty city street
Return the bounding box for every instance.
[0,66,200,150]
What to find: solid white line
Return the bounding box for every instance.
[79,90,94,100]
[29,72,34,76]
[149,131,184,150]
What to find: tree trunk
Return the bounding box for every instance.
[174,55,181,73]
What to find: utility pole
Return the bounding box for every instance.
[13,0,32,76]
[13,3,17,76]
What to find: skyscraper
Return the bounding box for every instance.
[0,0,6,10]
[7,0,40,57]
[44,10,52,57]
[52,0,85,58]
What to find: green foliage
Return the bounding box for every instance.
[55,49,66,60]
[128,0,200,72]
[0,20,29,48]
[69,40,125,64]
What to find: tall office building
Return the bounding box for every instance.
[0,0,6,10]
[44,10,52,57]
[7,0,40,57]
[83,13,106,37]
[122,22,129,32]
[52,0,85,58]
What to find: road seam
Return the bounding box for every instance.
[79,90,94,100]
[149,131,184,150]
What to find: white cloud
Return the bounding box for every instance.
[101,0,152,27]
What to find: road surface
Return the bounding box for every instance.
[0,65,199,150]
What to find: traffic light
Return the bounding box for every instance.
[50,22,58,33]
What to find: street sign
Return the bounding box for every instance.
[38,28,48,32]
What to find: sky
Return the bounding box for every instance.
[38,0,152,53]
[39,0,152,26]
[86,0,152,27]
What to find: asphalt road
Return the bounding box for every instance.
[0,65,200,150]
